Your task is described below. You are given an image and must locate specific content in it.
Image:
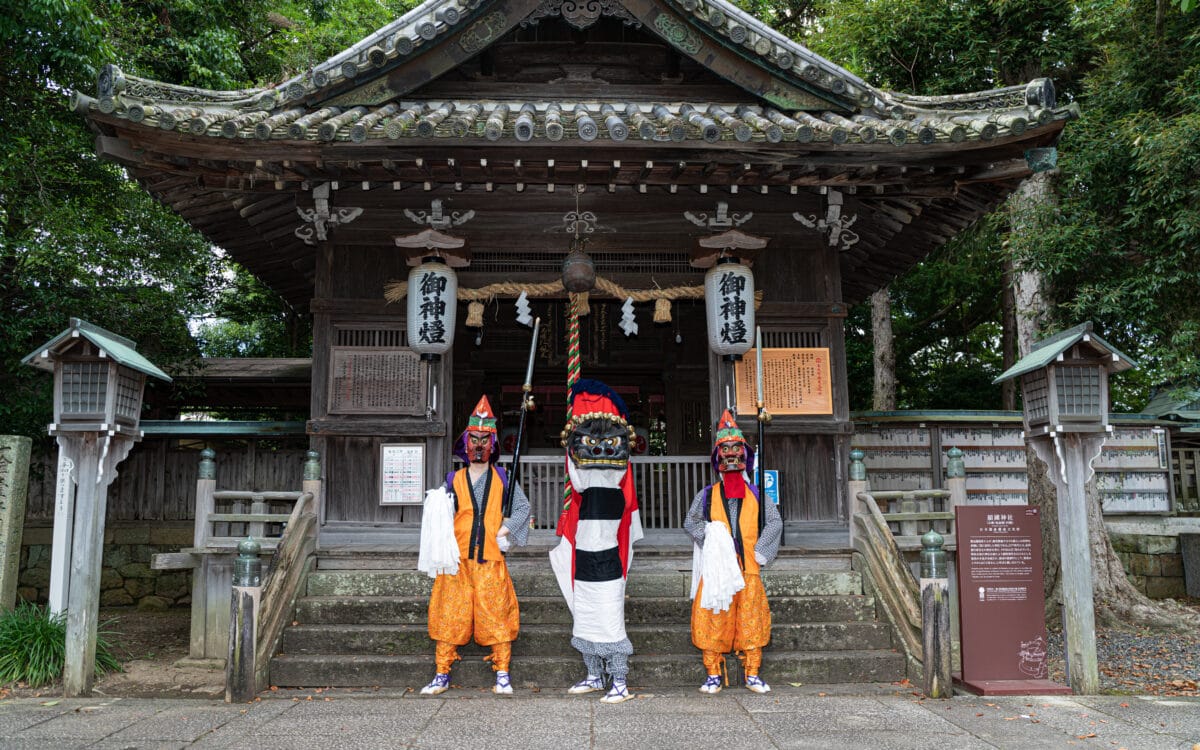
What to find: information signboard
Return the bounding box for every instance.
[380,443,425,505]
[955,505,1070,695]
[734,348,833,415]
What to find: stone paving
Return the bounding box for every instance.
[1,685,1197,749]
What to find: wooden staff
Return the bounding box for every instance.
[755,327,771,530]
[504,317,539,517]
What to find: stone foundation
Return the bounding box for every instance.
[17,521,194,609]
[1108,517,1200,600]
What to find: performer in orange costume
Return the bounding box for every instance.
[422,396,530,695]
[684,410,782,694]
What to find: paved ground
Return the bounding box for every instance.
[1,684,1197,749]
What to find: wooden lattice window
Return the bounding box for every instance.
[1055,365,1102,420]
[61,362,108,417]
[1022,370,1050,425]
[329,325,425,415]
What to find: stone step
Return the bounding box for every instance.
[293,594,878,626]
[268,649,905,688]
[279,621,894,656]
[304,567,863,598]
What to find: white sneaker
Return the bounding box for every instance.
[745,675,771,694]
[699,674,722,694]
[568,676,604,694]
[600,681,633,704]
[493,671,513,695]
[420,672,451,695]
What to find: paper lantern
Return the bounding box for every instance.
[406,257,458,359]
[704,258,755,359]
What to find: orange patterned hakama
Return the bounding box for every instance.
[428,557,519,672]
[691,573,771,676]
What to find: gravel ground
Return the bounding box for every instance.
[1046,598,1200,696]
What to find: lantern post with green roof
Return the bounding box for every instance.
[994,322,1135,695]
[22,318,171,697]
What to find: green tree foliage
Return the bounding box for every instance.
[803,0,1091,410]
[0,1,415,437]
[1019,0,1200,396]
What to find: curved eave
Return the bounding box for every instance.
[88,0,1060,119]
[78,90,1072,150]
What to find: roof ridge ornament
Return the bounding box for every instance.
[521,0,642,30]
[295,182,363,245]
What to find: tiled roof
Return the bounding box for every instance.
[80,86,1067,146]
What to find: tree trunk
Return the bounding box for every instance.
[871,287,896,411]
[1000,259,1018,411]
[1009,171,1199,631]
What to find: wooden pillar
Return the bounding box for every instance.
[189,448,224,662]
[48,440,78,616]
[225,537,262,703]
[846,448,868,548]
[63,434,106,696]
[920,529,952,698]
[1030,433,1102,695]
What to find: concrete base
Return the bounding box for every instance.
[953,675,1072,696]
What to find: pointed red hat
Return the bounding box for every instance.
[466,395,497,434]
[714,408,745,446]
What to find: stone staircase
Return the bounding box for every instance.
[269,550,905,689]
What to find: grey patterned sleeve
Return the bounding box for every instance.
[502,481,532,547]
[754,496,783,565]
[683,488,709,546]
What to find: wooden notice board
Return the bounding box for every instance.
[735,348,833,415]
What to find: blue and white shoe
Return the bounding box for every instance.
[600,679,633,704]
[493,670,513,695]
[745,675,771,694]
[420,672,451,695]
[699,674,723,694]
[568,675,605,694]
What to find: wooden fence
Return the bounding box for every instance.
[512,454,711,530]
[24,437,310,522]
[1174,446,1200,511]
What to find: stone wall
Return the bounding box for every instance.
[1107,517,1200,600]
[18,521,194,610]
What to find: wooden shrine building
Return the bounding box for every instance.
[76,0,1073,545]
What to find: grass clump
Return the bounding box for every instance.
[0,602,122,687]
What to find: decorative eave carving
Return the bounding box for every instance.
[793,189,860,252]
[295,182,362,245]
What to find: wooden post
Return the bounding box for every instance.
[189,449,218,661]
[225,537,262,703]
[945,446,966,506]
[920,529,952,698]
[302,450,322,521]
[1030,433,1102,695]
[63,434,106,696]
[0,436,32,612]
[847,448,868,548]
[48,441,77,616]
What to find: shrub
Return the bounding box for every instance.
[0,602,121,687]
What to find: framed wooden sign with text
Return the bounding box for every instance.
[735,348,833,415]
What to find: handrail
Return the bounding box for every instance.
[254,490,318,691]
[852,491,924,670]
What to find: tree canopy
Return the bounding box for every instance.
[0,0,418,437]
[808,0,1200,411]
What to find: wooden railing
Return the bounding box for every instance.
[851,488,956,676]
[255,490,318,691]
[501,454,711,529]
